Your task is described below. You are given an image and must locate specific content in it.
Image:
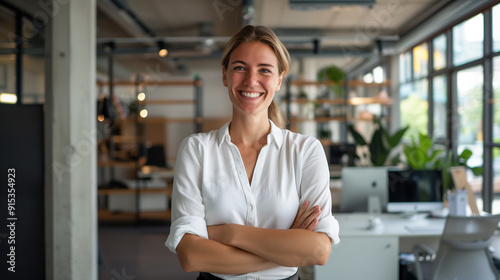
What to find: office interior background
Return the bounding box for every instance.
[1,0,500,279]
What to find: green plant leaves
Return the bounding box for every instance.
[403,133,442,170]
[348,124,367,146]
[348,117,408,166]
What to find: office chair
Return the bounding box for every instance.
[410,214,500,280]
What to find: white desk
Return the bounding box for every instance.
[315,213,446,280]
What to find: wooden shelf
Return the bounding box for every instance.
[290,116,346,123]
[347,116,391,122]
[98,210,137,221]
[138,117,196,124]
[140,210,171,221]
[319,139,346,146]
[284,97,391,106]
[290,79,391,87]
[97,77,202,223]
[98,160,137,168]
[97,187,171,196]
[97,80,202,87]
[112,135,137,143]
[316,98,346,105]
[97,209,171,221]
[347,97,393,106]
[315,116,346,122]
[139,99,194,105]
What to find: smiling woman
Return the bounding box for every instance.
[165,25,340,280]
[223,41,283,128]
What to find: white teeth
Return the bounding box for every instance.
[241,91,262,98]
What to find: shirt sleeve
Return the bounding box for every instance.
[299,139,340,244]
[165,137,208,253]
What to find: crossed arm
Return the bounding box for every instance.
[176,201,332,274]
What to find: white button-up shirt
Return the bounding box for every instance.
[166,121,340,280]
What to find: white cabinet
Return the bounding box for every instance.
[315,236,399,280]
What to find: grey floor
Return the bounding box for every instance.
[98,225,198,280]
[98,224,314,280]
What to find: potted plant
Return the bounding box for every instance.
[403,133,483,195]
[403,133,443,170]
[317,65,346,98]
[348,117,409,166]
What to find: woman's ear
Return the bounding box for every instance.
[222,66,228,87]
[276,73,284,92]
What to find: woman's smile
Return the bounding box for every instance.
[239,91,264,99]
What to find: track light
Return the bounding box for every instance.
[0,93,17,104]
[158,41,168,57]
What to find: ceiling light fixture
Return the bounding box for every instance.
[158,41,168,57]
[0,93,17,104]
[137,92,146,101]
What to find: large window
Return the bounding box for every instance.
[413,43,428,78]
[0,6,16,97]
[494,4,500,52]
[398,4,500,213]
[494,57,500,214]
[456,66,484,210]
[399,51,412,83]
[456,65,483,162]
[493,147,500,214]
[400,79,428,140]
[433,34,447,71]
[21,18,45,104]
[432,75,447,140]
[453,13,484,66]
[494,56,500,142]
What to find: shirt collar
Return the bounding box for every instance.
[217,120,283,149]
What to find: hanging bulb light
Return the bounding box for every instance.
[158,41,168,57]
[137,92,146,101]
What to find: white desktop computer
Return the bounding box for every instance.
[340,166,393,213]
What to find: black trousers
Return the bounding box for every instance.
[197,271,300,280]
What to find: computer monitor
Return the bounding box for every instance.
[387,169,444,214]
[340,166,392,213]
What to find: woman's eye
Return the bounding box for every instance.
[260,68,271,73]
[234,66,245,70]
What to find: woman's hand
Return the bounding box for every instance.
[290,200,321,231]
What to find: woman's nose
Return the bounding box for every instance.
[243,70,258,86]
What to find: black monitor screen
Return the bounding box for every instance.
[388,170,443,203]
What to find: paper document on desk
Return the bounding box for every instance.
[405,224,445,233]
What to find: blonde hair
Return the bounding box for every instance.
[222,25,290,129]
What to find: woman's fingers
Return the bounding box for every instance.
[291,200,309,228]
[291,201,321,231]
[302,206,321,230]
